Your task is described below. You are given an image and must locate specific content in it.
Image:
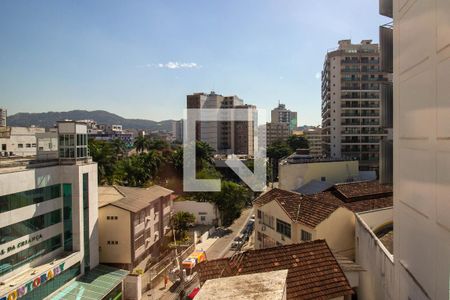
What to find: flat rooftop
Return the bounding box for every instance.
[0,157,93,174]
[0,252,80,297]
[196,270,288,300]
[280,154,356,165]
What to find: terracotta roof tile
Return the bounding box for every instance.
[196,240,353,300]
[254,189,340,228]
[334,181,393,200]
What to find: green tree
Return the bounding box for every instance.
[171,211,196,240]
[267,140,292,182]
[211,181,251,226]
[111,138,128,160]
[133,136,151,153]
[89,139,116,184]
[195,141,215,169]
[286,135,309,152]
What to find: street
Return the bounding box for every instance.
[205,207,254,260]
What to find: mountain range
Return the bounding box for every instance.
[7,110,175,131]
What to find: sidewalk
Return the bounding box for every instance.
[194,235,219,252]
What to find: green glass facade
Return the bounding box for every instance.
[0,235,62,276]
[0,210,61,245]
[63,183,73,251]
[20,263,81,300]
[83,173,90,272]
[0,184,61,213]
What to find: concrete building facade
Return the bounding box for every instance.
[321,40,388,171]
[278,155,359,192]
[0,121,127,300]
[98,185,174,271]
[265,122,290,146]
[390,0,450,298]
[271,103,297,130]
[186,91,255,156]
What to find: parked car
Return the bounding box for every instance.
[230,236,244,250]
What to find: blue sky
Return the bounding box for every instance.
[0,1,389,125]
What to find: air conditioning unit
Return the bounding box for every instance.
[261,225,266,232]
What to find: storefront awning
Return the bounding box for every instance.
[50,265,128,300]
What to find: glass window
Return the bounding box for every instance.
[0,235,62,277]
[18,144,23,148]
[0,184,61,213]
[0,210,61,245]
[63,184,73,251]
[276,219,291,239]
[301,230,312,242]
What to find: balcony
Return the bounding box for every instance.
[379,0,393,18]
[380,23,393,73]
[135,222,145,235]
[380,83,393,128]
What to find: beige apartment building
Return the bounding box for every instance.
[321,40,387,171]
[253,181,393,259]
[295,126,323,157]
[98,185,174,271]
[278,153,359,192]
[271,103,297,130]
[265,122,290,146]
[264,103,297,146]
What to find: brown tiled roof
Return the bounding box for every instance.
[306,192,393,213]
[196,240,353,300]
[253,189,340,228]
[333,181,393,200]
[98,185,173,212]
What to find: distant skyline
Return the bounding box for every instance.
[0,1,389,125]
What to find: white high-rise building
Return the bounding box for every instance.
[390,0,450,298]
[321,40,387,171]
[0,121,127,300]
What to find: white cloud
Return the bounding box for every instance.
[143,62,201,69]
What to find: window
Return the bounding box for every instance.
[18,144,23,148]
[301,230,312,241]
[0,184,61,213]
[0,210,61,245]
[26,143,31,148]
[257,209,262,219]
[200,216,206,221]
[1,144,6,151]
[276,219,291,238]
[321,177,326,182]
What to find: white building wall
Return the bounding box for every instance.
[278,160,359,191]
[355,210,394,300]
[393,0,450,299]
[173,200,219,226]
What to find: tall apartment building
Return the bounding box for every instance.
[172,119,184,143]
[389,0,450,298]
[186,91,255,156]
[0,121,127,300]
[0,108,6,127]
[321,40,387,171]
[265,103,297,146]
[271,103,297,130]
[265,122,290,146]
[302,127,323,157]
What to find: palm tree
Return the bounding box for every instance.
[143,150,163,179]
[134,136,151,153]
[111,138,127,160]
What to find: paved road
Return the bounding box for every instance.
[205,207,254,260]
